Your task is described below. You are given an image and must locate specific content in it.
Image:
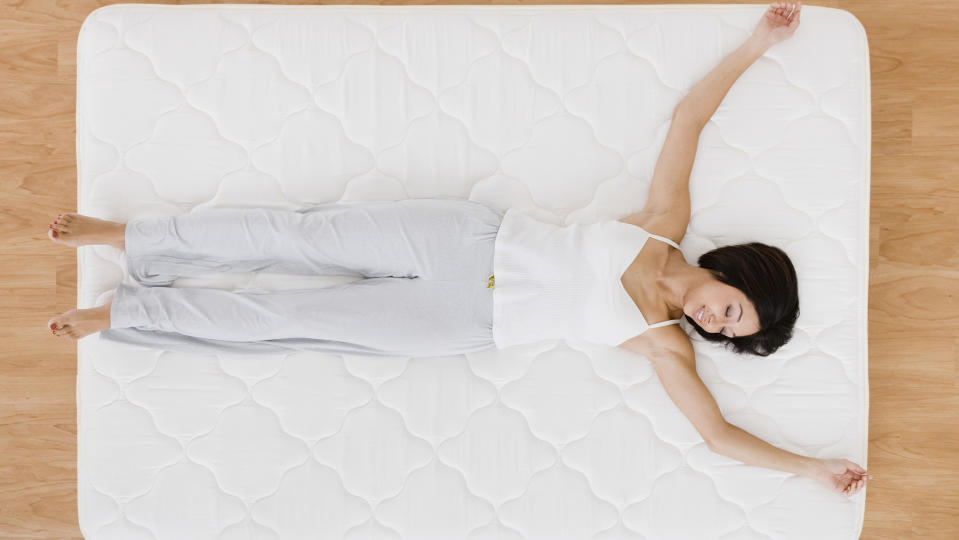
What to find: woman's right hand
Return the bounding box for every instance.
[809,457,873,496]
[751,2,802,49]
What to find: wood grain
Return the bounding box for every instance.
[1,1,956,538]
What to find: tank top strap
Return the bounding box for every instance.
[647,319,683,329]
[646,233,681,251]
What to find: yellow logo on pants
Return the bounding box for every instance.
[487,274,495,288]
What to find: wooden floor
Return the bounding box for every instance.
[1,1,955,538]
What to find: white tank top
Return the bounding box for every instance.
[491,208,683,348]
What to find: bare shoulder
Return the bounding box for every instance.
[616,210,687,247]
[618,323,694,367]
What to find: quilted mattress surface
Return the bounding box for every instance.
[75,4,870,539]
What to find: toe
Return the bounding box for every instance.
[48,229,59,241]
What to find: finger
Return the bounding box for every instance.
[845,460,866,474]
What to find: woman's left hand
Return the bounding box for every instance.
[809,457,873,497]
[752,2,802,49]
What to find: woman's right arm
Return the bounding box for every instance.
[678,3,800,127]
[624,3,799,242]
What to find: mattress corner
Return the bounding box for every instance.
[821,6,869,45]
[77,3,126,49]
[76,507,95,540]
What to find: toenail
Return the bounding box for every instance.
[52,231,58,237]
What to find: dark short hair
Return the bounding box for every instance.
[685,242,799,356]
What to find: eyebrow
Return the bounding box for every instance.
[730,304,743,338]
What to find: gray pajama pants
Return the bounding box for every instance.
[98,198,504,357]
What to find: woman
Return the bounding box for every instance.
[47,2,871,497]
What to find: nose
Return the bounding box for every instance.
[707,310,717,330]
[709,308,726,331]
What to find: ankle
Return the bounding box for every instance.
[113,222,126,250]
[97,302,112,329]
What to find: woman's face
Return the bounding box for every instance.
[685,278,761,338]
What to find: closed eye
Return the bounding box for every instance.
[723,305,734,338]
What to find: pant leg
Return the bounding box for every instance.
[99,277,495,358]
[124,198,503,286]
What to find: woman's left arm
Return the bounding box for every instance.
[624,326,872,497]
[712,423,873,497]
[678,2,802,128]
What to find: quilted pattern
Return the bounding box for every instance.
[76,5,869,539]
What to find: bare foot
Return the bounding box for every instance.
[48,213,125,250]
[48,301,112,340]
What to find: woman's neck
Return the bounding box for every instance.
[654,251,713,318]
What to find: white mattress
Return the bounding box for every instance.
[76,4,870,539]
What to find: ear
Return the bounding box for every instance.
[706,268,726,280]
